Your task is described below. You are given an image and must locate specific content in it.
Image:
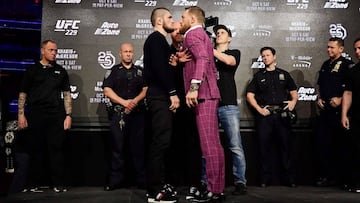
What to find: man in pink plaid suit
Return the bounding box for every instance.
[179,6,225,202]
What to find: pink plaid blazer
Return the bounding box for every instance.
[183,27,220,100]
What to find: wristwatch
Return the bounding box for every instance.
[66,113,72,118]
[190,83,199,92]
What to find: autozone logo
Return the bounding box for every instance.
[324,0,349,9]
[173,0,198,6]
[298,87,317,101]
[94,22,120,35]
[55,0,81,3]
[251,56,265,69]
[54,20,80,36]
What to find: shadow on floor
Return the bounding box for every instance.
[1,185,359,203]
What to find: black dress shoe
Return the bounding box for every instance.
[316,177,335,187]
[286,182,297,188]
[341,184,350,191]
[232,183,247,195]
[104,185,115,191]
[260,180,271,188]
[283,179,297,188]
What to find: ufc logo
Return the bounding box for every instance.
[55,20,80,31]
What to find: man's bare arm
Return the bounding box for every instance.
[18,92,28,129]
[18,92,27,116]
[63,91,72,114]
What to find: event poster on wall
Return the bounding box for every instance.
[42,0,360,127]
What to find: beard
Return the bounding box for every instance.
[164,24,175,33]
[175,35,184,43]
[179,24,190,35]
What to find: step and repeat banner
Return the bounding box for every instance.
[42,0,360,126]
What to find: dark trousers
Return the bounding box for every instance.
[146,98,173,194]
[256,113,294,184]
[9,152,29,193]
[348,118,360,186]
[166,103,202,187]
[26,111,66,187]
[315,108,344,181]
[107,112,145,187]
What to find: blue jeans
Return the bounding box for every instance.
[218,105,246,185]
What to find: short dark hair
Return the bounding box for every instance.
[150,7,170,26]
[354,37,360,45]
[329,37,344,47]
[41,39,56,48]
[213,24,232,37]
[260,46,276,55]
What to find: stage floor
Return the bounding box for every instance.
[1,186,359,203]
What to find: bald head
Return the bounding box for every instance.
[120,43,134,67]
[173,21,181,29]
[171,21,184,45]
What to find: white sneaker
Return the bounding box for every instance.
[185,186,201,200]
[29,187,44,193]
[53,186,67,193]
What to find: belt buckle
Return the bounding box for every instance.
[267,105,282,114]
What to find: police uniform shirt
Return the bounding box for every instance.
[344,62,360,119]
[103,63,145,104]
[246,67,297,106]
[19,61,70,113]
[317,56,353,101]
[216,49,241,106]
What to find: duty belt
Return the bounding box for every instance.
[263,105,297,124]
[265,105,283,114]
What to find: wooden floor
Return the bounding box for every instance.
[1,185,360,203]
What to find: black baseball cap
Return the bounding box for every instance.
[213,24,232,37]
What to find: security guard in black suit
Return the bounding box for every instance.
[315,37,354,187]
[102,43,147,190]
[247,47,298,188]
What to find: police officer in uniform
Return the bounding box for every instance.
[103,43,147,190]
[315,37,354,187]
[246,46,298,187]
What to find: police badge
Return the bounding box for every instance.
[331,61,342,72]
